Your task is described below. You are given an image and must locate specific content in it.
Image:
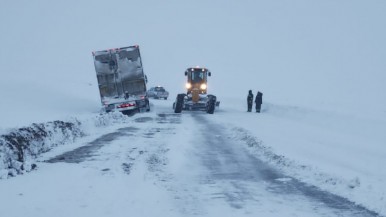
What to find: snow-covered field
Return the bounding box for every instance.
[216,98,386,215]
[1,0,386,216]
[1,99,385,216]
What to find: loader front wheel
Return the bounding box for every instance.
[174,94,185,113]
[207,96,216,114]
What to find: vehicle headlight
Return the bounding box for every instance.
[200,83,207,90]
[185,83,192,89]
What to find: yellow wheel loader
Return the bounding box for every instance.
[173,67,220,114]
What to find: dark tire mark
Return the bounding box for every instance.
[46,127,139,163]
[193,113,381,217]
[134,117,153,123]
[157,113,181,124]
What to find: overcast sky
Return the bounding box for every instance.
[1,0,385,114]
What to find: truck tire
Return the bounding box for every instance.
[174,94,185,113]
[146,99,150,112]
[122,110,136,116]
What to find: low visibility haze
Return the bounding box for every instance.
[1,1,386,216]
[1,0,385,128]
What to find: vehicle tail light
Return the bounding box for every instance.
[117,103,136,108]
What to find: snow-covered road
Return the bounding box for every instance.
[0,101,381,217]
[177,113,379,216]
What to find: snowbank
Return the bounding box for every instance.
[0,112,130,179]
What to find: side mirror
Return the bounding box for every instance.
[208,72,211,77]
[184,71,187,76]
[145,75,148,83]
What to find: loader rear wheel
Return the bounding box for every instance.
[174,94,185,113]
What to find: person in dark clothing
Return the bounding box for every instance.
[247,90,253,112]
[255,91,263,113]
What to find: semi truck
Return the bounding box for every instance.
[92,45,150,115]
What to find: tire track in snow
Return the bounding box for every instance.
[191,113,381,217]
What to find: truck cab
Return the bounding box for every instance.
[173,66,219,114]
[185,67,211,94]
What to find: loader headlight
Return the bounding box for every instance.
[200,83,207,90]
[185,83,192,89]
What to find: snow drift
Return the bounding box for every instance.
[0,112,131,179]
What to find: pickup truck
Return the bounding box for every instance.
[147,86,169,100]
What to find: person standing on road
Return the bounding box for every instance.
[247,90,253,112]
[255,91,263,113]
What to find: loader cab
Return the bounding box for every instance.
[185,67,211,94]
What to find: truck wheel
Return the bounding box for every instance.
[122,110,136,116]
[146,100,150,112]
[174,94,185,113]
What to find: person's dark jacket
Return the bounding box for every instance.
[255,92,263,104]
[247,90,254,104]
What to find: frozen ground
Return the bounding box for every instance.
[0,100,385,216]
[1,99,385,216]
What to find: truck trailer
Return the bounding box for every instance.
[92,45,150,115]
